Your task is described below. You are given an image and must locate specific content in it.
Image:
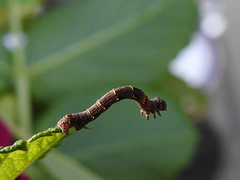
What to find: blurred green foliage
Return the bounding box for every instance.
[0,0,205,179]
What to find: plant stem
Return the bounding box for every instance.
[8,0,32,139]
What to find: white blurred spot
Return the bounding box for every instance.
[201,13,227,38]
[1,32,28,52]
[169,33,217,88]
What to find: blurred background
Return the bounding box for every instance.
[0,0,239,179]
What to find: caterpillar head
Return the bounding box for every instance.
[57,114,72,135]
[153,97,167,111]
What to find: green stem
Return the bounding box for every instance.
[8,0,32,139]
[0,61,10,77]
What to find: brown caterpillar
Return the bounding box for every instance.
[57,86,167,135]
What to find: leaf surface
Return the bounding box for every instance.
[27,0,198,101]
[0,0,201,179]
[0,128,64,180]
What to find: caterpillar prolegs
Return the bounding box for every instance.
[57,86,167,135]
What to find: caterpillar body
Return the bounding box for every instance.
[57,86,167,135]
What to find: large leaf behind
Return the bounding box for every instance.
[22,0,199,179]
[27,0,197,101]
[36,92,198,180]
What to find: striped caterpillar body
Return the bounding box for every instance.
[57,86,167,135]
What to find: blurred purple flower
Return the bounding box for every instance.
[0,120,13,147]
[15,174,30,180]
[0,119,30,180]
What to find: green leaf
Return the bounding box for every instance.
[0,140,27,153]
[0,128,65,180]
[0,0,201,179]
[35,88,199,180]
[41,150,104,180]
[150,72,207,116]
[27,0,198,101]
[25,0,200,179]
